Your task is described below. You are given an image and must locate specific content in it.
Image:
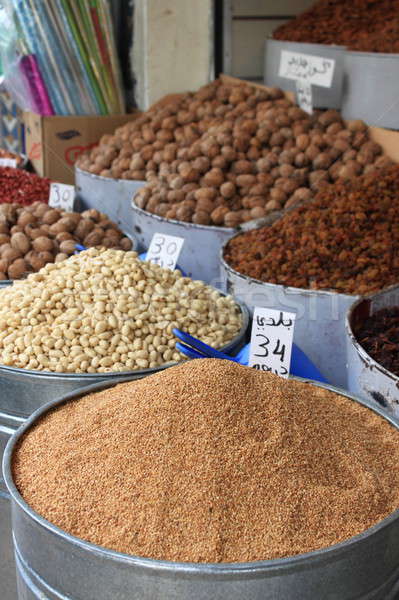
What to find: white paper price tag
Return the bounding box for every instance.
[146,233,184,270]
[279,50,335,87]
[296,80,313,114]
[49,183,75,211]
[0,158,17,168]
[248,307,296,379]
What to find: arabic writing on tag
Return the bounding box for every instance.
[279,50,335,88]
[296,80,313,114]
[248,307,296,379]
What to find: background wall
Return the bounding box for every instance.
[132,0,214,109]
[223,0,314,81]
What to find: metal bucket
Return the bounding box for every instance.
[131,201,280,286]
[0,292,248,416]
[75,167,146,235]
[131,201,237,286]
[0,412,23,600]
[346,285,399,415]
[3,379,399,600]
[220,244,358,388]
[264,39,346,109]
[0,292,247,600]
[342,51,399,129]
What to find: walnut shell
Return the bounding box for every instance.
[59,239,77,255]
[83,231,104,247]
[7,258,29,280]
[42,209,61,225]
[2,247,22,262]
[32,237,54,252]
[17,212,37,228]
[10,232,30,255]
[75,219,95,240]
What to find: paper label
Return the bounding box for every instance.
[49,183,75,211]
[296,80,313,114]
[146,233,184,270]
[0,158,17,168]
[279,50,335,87]
[248,307,296,379]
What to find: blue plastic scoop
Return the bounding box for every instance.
[173,328,328,384]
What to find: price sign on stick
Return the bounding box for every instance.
[0,158,17,168]
[248,307,296,379]
[146,233,184,270]
[279,50,335,117]
[49,183,75,211]
[296,80,313,114]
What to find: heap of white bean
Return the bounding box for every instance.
[0,248,242,373]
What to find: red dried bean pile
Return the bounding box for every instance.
[0,168,50,206]
[224,166,399,296]
[273,0,399,54]
[355,307,399,377]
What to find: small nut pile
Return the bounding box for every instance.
[0,202,132,280]
[224,165,399,295]
[77,78,388,228]
[0,248,242,373]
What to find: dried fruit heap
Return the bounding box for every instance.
[14,359,399,563]
[273,0,399,54]
[0,167,50,206]
[224,166,399,295]
[355,307,399,377]
[77,78,387,228]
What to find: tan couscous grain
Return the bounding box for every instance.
[13,359,399,563]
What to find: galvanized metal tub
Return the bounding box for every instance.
[132,201,237,286]
[0,292,248,416]
[3,379,399,600]
[264,39,346,109]
[0,290,247,600]
[75,167,146,235]
[346,285,399,415]
[0,412,23,600]
[342,51,399,129]
[220,243,358,388]
[131,201,281,286]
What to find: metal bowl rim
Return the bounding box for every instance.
[131,198,238,234]
[265,38,347,51]
[0,291,249,380]
[345,284,399,383]
[75,166,146,187]
[3,376,399,575]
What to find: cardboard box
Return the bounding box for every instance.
[23,112,136,184]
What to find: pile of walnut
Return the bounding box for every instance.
[0,202,132,280]
[77,78,391,228]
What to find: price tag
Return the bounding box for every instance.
[248,307,296,379]
[146,233,184,270]
[49,182,75,211]
[0,158,17,168]
[279,50,335,87]
[296,80,313,115]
